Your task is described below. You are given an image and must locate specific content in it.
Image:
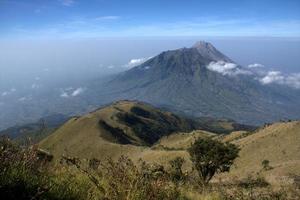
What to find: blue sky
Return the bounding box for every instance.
[1,0,300,39]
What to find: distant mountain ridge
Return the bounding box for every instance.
[0,114,69,145]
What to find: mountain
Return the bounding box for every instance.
[90,41,300,125]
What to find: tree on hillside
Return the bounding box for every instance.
[188,137,239,185]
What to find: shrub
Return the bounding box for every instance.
[169,157,185,183]
[237,175,269,188]
[188,137,239,185]
[262,159,273,171]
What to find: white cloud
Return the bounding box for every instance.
[204,61,300,89]
[285,73,300,89]
[95,16,120,20]
[260,71,284,85]
[248,63,265,68]
[207,61,237,74]
[71,87,85,96]
[259,71,300,89]
[60,0,74,6]
[206,61,252,76]
[60,87,84,98]
[124,57,151,68]
[60,92,69,98]
[1,92,8,97]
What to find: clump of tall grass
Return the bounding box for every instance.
[61,155,187,200]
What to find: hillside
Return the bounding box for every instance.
[218,120,300,185]
[39,100,197,158]
[153,120,300,184]
[39,100,254,158]
[39,102,300,185]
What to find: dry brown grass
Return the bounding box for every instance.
[217,121,300,185]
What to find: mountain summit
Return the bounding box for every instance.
[91,41,300,125]
[191,41,233,62]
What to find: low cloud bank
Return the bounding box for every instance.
[124,57,152,68]
[260,71,300,89]
[206,62,300,89]
[207,61,252,76]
